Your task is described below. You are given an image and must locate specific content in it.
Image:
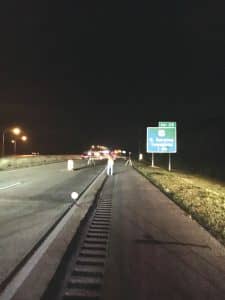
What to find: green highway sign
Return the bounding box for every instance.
[147,127,177,153]
[158,121,176,128]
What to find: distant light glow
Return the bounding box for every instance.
[21,135,27,141]
[102,150,109,154]
[139,153,143,160]
[114,149,122,154]
[12,127,21,135]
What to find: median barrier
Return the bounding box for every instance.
[0,155,106,171]
[0,155,83,171]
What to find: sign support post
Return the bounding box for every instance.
[168,153,171,171]
[151,153,154,167]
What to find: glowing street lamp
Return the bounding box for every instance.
[12,127,21,136]
[2,127,22,157]
[21,135,27,141]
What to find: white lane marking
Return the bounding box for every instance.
[0,182,21,190]
[2,169,19,173]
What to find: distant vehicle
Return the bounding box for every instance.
[31,152,40,156]
[80,152,90,159]
[81,146,111,160]
[81,151,107,160]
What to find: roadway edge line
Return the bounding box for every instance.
[0,183,21,190]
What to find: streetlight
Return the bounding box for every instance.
[11,140,16,155]
[11,135,28,155]
[2,127,21,157]
[12,127,21,136]
[21,135,27,142]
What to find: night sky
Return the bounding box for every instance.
[0,1,224,158]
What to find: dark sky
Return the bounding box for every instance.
[0,1,224,154]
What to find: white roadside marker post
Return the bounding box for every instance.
[139,153,143,161]
[67,160,74,171]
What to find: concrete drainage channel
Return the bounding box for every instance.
[42,182,112,300]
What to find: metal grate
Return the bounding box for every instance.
[62,196,112,300]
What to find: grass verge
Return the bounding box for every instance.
[134,161,225,245]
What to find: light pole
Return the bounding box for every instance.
[11,135,28,155]
[11,140,17,154]
[2,130,5,157]
[2,127,21,157]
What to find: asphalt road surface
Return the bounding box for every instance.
[0,161,105,286]
[102,162,225,300]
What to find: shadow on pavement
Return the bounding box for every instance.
[134,237,210,249]
[113,170,129,175]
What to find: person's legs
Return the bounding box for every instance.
[107,164,110,175]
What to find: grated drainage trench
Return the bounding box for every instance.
[46,190,112,300]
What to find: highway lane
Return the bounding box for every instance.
[0,161,105,286]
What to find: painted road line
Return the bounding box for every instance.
[0,183,21,190]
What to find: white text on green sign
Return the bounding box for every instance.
[158,121,176,128]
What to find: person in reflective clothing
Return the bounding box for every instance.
[107,154,114,176]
